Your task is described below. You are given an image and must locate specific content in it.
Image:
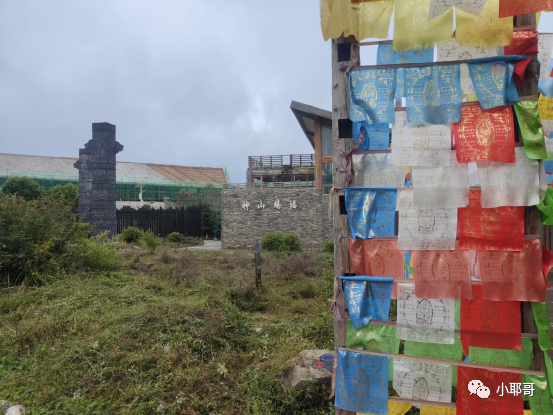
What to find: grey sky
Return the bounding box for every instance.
[1,2,552,183]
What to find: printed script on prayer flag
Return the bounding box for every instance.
[460,285,521,355]
[397,283,455,344]
[428,0,486,20]
[391,111,452,168]
[468,338,533,370]
[342,0,394,41]
[349,238,405,299]
[532,302,553,351]
[412,246,473,300]
[499,0,553,18]
[467,58,520,109]
[456,0,513,48]
[342,278,393,329]
[476,147,540,208]
[397,189,458,251]
[504,30,539,55]
[393,359,452,403]
[404,65,462,125]
[539,34,553,80]
[457,189,524,251]
[419,405,456,415]
[523,374,553,415]
[454,104,515,163]
[344,187,397,240]
[478,239,546,302]
[352,154,406,188]
[514,100,548,160]
[412,151,471,209]
[457,367,522,415]
[334,350,388,415]
[354,122,390,151]
[404,334,463,387]
[349,69,396,125]
[437,41,498,97]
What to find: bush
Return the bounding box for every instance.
[48,183,79,210]
[229,285,267,312]
[121,227,144,244]
[167,232,185,243]
[64,232,119,272]
[292,281,317,299]
[0,177,44,201]
[261,232,301,252]
[143,230,161,251]
[201,208,221,237]
[323,240,334,253]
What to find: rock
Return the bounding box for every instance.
[5,406,27,415]
[282,350,334,390]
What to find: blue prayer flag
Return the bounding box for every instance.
[377,44,433,100]
[341,276,393,328]
[354,121,390,150]
[344,187,397,239]
[467,56,524,109]
[545,161,553,174]
[548,174,553,185]
[539,79,553,98]
[404,65,462,124]
[334,349,389,415]
[350,69,397,125]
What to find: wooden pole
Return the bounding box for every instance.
[332,35,359,415]
[255,240,261,290]
[314,115,323,189]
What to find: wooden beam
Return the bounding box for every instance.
[332,36,360,415]
[314,115,323,189]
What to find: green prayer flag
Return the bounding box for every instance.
[524,374,553,415]
[537,187,553,226]
[544,351,553,398]
[469,338,533,370]
[533,302,552,351]
[514,100,547,160]
[346,320,399,379]
[404,333,463,387]
[455,300,460,330]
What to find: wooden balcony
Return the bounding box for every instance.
[248,154,315,169]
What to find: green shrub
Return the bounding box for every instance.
[0,177,44,201]
[48,183,79,210]
[261,232,301,252]
[292,281,317,299]
[323,240,334,253]
[229,285,267,312]
[167,232,185,243]
[64,232,119,272]
[121,227,144,243]
[143,230,161,251]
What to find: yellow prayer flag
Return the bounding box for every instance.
[524,411,532,415]
[393,0,453,51]
[358,401,412,415]
[320,0,351,41]
[539,94,553,120]
[456,0,513,48]
[537,11,542,26]
[343,0,394,40]
[420,404,456,415]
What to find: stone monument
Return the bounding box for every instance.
[74,122,123,236]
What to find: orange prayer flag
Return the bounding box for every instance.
[412,245,473,300]
[460,285,521,355]
[458,190,525,251]
[478,239,546,302]
[454,104,516,163]
[499,0,553,18]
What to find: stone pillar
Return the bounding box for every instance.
[74,122,123,236]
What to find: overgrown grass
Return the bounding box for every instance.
[0,248,335,415]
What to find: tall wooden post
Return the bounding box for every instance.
[315,116,323,188]
[332,36,360,415]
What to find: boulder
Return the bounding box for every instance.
[282,349,334,390]
[5,406,26,415]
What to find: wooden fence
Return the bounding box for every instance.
[116,207,203,237]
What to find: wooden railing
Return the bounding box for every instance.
[248,154,315,169]
[224,181,315,190]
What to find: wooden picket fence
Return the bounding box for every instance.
[116,207,203,237]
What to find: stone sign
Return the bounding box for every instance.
[74,122,123,236]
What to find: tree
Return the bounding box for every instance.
[0,177,44,201]
[48,183,79,210]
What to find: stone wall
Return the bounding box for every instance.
[74,123,123,236]
[221,188,332,250]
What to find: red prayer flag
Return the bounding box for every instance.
[349,239,405,299]
[504,30,539,55]
[458,190,525,251]
[478,239,546,302]
[412,244,473,300]
[454,105,516,164]
[461,285,521,355]
[457,366,523,415]
[499,0,553,17]
[543,245,553,288]
[513,59,533,88]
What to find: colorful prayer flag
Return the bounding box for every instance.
[523,375,553,415]
[457,367,522,415]
[320,0,350,41]
[429,0,487,20]
[478,239,546,302]
[358,401,413,415]
[393,359,452,403]
[334,349,389,415]
[532,302,553,351]
[352,154,406,188]
[344,187,397,239]
[469,338,533,370]
[457,189,525,251]
[420,406,456,415]
[404,65,462,125]
[499,0,553,18]
[354,122,390,151]
[454,104,516,163]
[341,276,393,329]
[514,100,548,160]
[412,247,473,300]
[456,0,513,47]
[343,0,394,41]
[505,30,540,55]
[350,69,397,125]
[460,285,521,355]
